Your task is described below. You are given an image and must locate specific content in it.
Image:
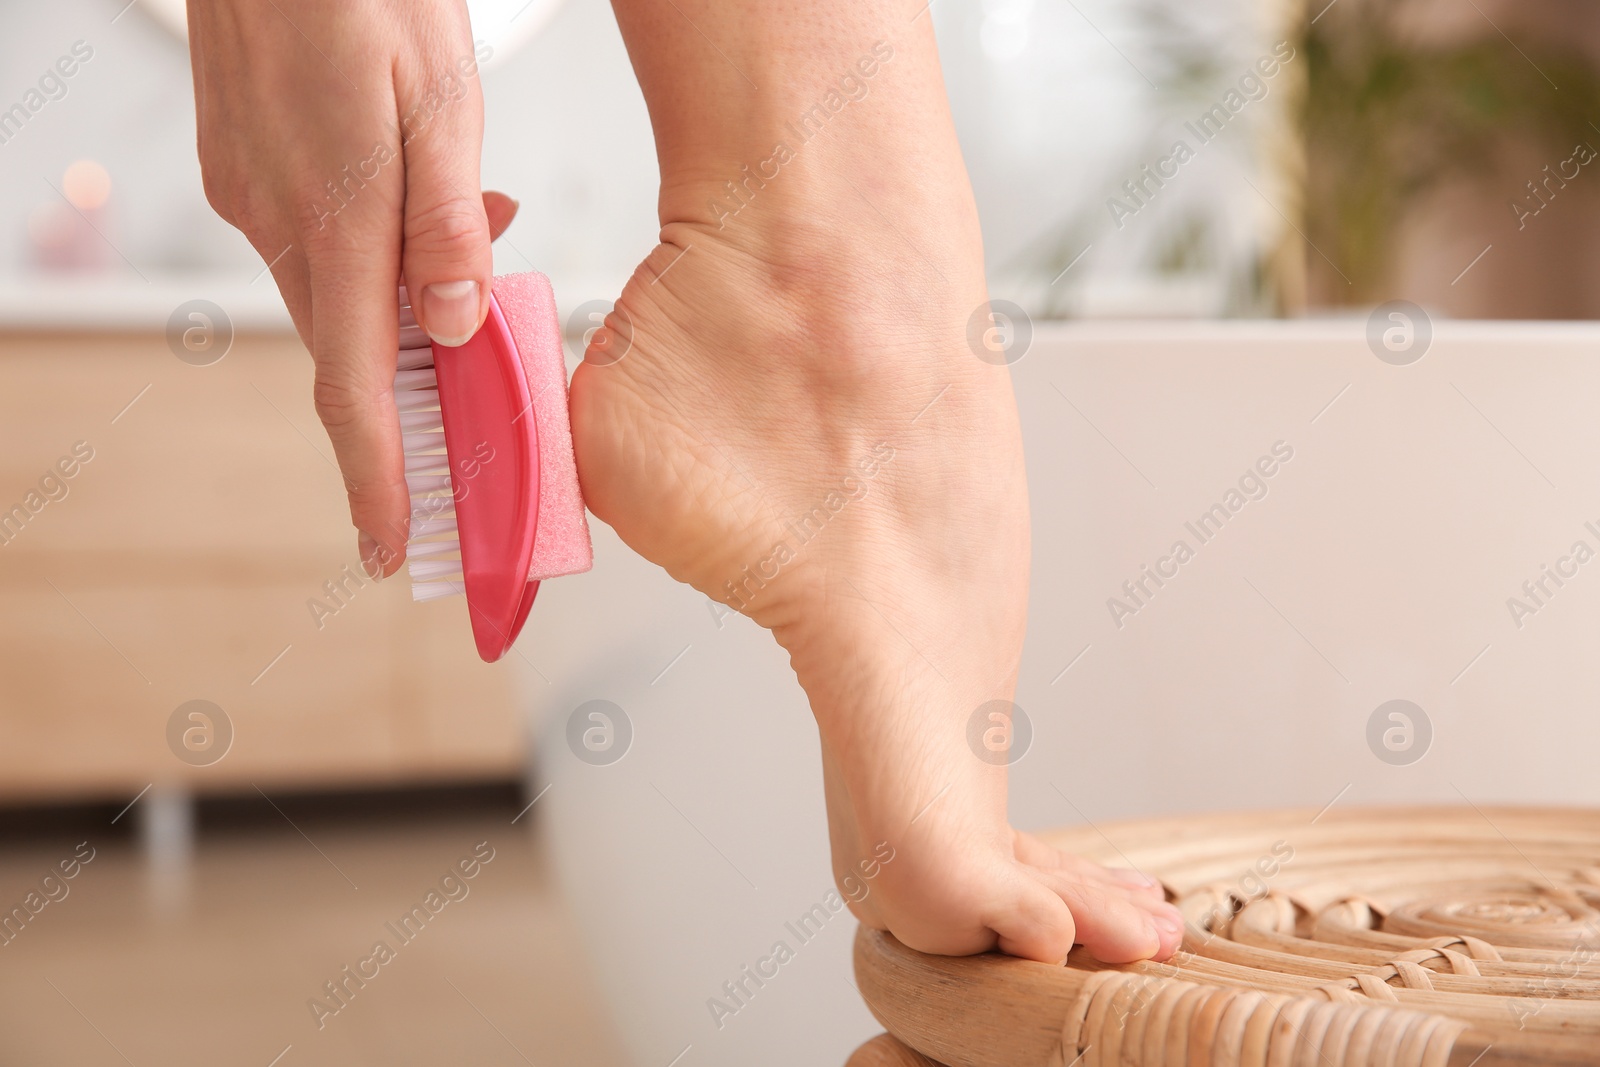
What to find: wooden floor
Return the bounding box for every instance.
[0,800,627,1066]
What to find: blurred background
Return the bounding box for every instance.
[4,0,1600,1064]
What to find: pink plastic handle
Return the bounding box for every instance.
[431,295,541,662]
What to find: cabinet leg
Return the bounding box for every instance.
[141,784,195,914]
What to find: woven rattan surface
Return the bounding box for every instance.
[854,806,1600,1066]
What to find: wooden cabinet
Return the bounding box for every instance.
[0,330,522,803]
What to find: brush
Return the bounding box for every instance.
[395,272,592,662]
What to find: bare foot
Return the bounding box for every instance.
[569,175,1183,963]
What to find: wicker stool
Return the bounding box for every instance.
[849,806,1600,1066]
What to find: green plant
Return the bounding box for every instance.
[1303,0,1600,302]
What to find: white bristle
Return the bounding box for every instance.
[402,430,446,453]
[394,368,438,391]
[400,410,443,433]
[406,474,453,495]
[412,507,454,530]
[397,346,435,371]
[411,487,454,511]
[396,391,440,414]
[409,559,464,581]
[407,539,459,560]
[404,452,448,474]
[411,580,465,602]
[410,492,454,517]
[411,503,456,528]
[408,487,449,507]
[411,516,458,538]
[395,397,438,417]
[396,289,468,603]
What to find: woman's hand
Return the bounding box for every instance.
[186,0,513,575]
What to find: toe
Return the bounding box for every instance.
[1115,890,1186,960]
[1012,830,1167,902]
[1103,866,1168,901]
[1031,869,1162,964]
[1142,900,1185,960]
[984,870,1079,964]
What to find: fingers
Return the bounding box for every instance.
[306,243,410,577]
[258,239,314,354]
[398,61,492,347]
[250,187,510,581]
[186,4,502,577]
[212,184,411,577]
[483,190,519,242]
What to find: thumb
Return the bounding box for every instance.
[400,103,492,347]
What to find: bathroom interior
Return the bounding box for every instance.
[3,0,1600,1064]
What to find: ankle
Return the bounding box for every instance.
[661,161,984,281]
